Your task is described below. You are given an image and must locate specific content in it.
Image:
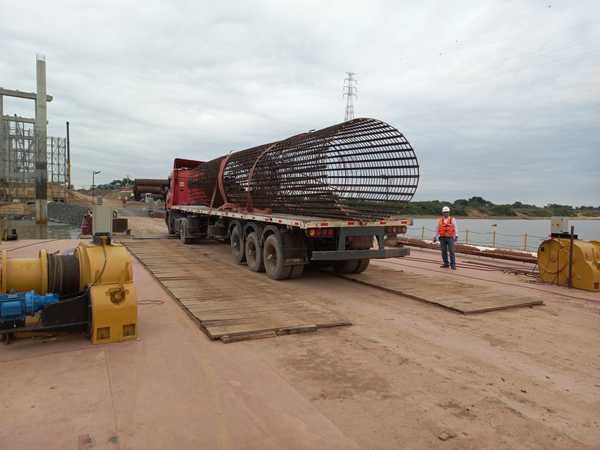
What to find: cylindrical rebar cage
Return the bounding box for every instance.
[202,118,419,219]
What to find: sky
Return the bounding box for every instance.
[1,0,598,206]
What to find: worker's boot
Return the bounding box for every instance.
[440,264,449,268]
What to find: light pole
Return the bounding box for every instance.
[92,170,101,199]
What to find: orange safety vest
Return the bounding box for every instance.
[437,216,456,237]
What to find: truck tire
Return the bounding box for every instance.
[289,264,304,279]
[354,259,370,273]
[333,259,370,274]
[230,226,245,264]
[166,212,177,235]
[245,232,264,272]
[333,260,359,274]
[180,219,193,245]
[263,234,292,280]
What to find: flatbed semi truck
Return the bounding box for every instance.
[165,118,419,280]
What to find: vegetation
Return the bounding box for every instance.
[400,197,600,218]
[84,178,600,219]
[96,177,134,190]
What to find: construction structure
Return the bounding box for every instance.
[194,117,420,219]
[0,56,68,220]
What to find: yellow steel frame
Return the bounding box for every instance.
[538,238,600,291]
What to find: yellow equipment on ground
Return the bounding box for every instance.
[1,249,49,294]
[76,239,137,344]
[538,238,600,291]
[0,237,137,344]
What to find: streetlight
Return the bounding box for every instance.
[91,170,101,199]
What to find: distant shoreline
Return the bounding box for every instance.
[404,197,599,219]
[409,215,600,220]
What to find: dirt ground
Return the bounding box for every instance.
[1,216,599,449]
[248,264,600,449]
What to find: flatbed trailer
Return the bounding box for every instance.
[167,202,411,280]
[165,118,419,280]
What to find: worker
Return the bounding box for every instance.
[433,206,458,269]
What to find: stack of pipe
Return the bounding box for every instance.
[133,179,169,200]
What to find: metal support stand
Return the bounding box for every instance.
[35,56,48,224]
[66,121,71,193]
[568,225,575,289]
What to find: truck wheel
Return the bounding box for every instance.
[263,234,292,280]
[167,213,177,235]
[245,232,264,272]
[354,259,370,273]
[333,260,361,274]
[289,264,304,279]
[230,226,245,264]
[180,219,193,244]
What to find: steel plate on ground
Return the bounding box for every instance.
[123,239,351,342]
[339,266,543,314]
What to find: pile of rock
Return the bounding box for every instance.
[48,202,89,227]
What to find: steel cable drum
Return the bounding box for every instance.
[218,118,419,219]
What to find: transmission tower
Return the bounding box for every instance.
[343,72,357,121]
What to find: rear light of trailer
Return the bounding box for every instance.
[385,225,407,235]
[306,228,336,238]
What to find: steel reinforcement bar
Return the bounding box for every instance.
[198,118,420,219]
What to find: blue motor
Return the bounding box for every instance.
[0,291,60,327]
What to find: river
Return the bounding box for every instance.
[408,218,600,252]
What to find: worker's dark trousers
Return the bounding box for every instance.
[439,237,456,268]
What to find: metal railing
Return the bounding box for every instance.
[407,226,548,253]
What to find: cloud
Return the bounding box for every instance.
[1,0,598,205]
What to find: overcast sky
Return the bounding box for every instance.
[1,0,598,205]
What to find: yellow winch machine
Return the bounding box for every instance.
[538,218,600,292]
[0,234,137,344]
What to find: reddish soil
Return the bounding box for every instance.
[1,220,599,449]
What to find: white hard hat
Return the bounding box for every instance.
[442,206,450,213]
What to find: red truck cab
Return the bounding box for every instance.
[166,158,204,209]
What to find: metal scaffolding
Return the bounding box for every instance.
[0,56,58,222]
[0,117,67,202]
